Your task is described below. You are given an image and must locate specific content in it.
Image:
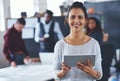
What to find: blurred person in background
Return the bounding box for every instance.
[34,9,63,52]
[103,33,109,42]
[99,33,116,81]
[86,17,103,45]
[108,48,120,81]
[3,18,30,67]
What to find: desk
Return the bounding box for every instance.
[0,63,54,81]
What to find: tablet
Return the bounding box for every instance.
[64,54,96,67]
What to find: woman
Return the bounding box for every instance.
[86,17,103,45]
[53,1,103,81]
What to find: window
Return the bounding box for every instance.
[47,0,85,16]
[47,0,64,16]
[10,0,35,18]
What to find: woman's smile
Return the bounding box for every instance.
[73,23,81,28]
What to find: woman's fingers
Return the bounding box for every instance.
[77,62,85,69]
[77,62,91,75]
[86,59,93,68]
[62,63,70,73]
[62,62,70,69]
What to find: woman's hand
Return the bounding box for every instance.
[57,63,70,78]
[77,59,100,79]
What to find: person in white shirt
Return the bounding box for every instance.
[53,1,103,81]
[34,10,63,52]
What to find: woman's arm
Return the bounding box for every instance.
[53,41,70,79]
[76,40,103,80]
[77,60,101,79]
[57,63,70,78]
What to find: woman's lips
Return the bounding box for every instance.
[73,24,80,28]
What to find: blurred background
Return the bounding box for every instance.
[0,0,120,81]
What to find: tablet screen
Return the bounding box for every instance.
[64,54,96,67]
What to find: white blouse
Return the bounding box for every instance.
[53,38,103,81]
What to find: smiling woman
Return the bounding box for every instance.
[53,1,103,81]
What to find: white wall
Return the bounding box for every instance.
[0,0,10,31]
[0,0,10,68]
[0,0,5,31]
[36,0,47,13]
[0,31,9,68]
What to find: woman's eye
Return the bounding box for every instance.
[78,16,83,19]
[71,16,75,19]
[70,15,83,19]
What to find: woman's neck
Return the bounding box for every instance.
[64,30,91,45]
[69,31,85,40]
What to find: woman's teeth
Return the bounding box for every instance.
[74,24,80,28]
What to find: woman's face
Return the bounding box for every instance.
[88,19,96,30]
[67,8,86,33]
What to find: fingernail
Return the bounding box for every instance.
[77,62,80,64]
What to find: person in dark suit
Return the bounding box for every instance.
[34,10,63,52]
[99,33,116,81]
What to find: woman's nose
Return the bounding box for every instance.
[74,17,79,23]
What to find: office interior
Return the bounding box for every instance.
[0,0,120,81]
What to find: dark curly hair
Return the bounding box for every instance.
[86,17,103,35]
